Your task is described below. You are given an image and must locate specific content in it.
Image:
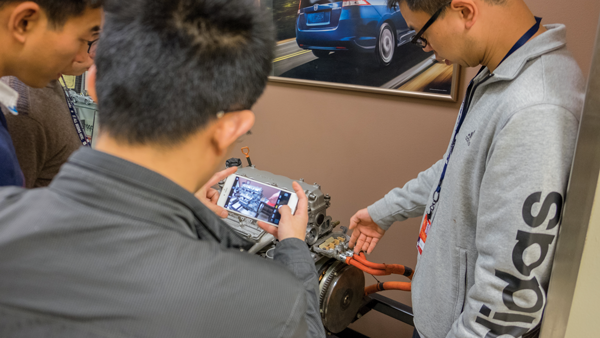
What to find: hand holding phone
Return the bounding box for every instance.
[195,166,238,218]
[218,174,299,227]
[257,182,308,242]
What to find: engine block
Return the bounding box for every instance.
[220,165,334,251]
[219,162,364,333]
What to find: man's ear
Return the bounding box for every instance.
[87,65,98,102]
[450,0,478,29]
[8,2,42,44]
[211,110,255,155]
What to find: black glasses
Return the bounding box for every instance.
[411,1,452,48]
[87,38,99,59]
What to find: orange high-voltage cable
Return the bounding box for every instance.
[353,252,414,279]
[345,252,414,279]
[344,252,414,296]
[364,281,412,295]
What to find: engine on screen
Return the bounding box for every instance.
[224,176,292,224]
[219,160,365,334]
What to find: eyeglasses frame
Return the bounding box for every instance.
[87,38,100,56]
[411,1,453,48]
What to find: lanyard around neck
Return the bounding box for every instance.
[60,77,91,148]
[499,17,542,66]
[426,16,542,221]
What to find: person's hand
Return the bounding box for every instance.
[195,166,238,218]
[257,182,308,241]
[348,208,386,254]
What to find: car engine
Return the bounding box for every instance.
[228,182,268,218]
[219,160,365,334]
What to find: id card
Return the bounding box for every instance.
[417,215,431,255]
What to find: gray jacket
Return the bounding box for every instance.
[0,148,325,338]
[368,24,585,338]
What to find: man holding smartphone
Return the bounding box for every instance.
[348,0,584,337]
[0,0,324,337]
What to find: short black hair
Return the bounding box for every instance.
[388,0,506,15]
[95,0,275,145]
[0,1,103,27]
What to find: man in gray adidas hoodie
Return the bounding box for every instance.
[347,0,585,337]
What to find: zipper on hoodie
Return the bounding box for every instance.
[463,73,495,116]
[425,71,495,223]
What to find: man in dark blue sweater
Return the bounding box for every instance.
[0,0,102,186]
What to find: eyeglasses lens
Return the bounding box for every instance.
[88,40,99,59]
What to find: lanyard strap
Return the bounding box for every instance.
[426,17,542,219]
[499,17,542,66]
[60,77,91,148]
[426,69,482,218]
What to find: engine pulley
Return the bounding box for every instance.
[318,260,365,333]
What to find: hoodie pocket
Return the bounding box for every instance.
[453,248,468,321]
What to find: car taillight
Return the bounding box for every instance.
[298,0,301,14]
[342,0,371,6]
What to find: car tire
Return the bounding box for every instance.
[375,23,395,66]
[312,50,332,58]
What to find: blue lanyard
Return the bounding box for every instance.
[60,77,91,148]
[426,17,542,219]
[499,17,542,66]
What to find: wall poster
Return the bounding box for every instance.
[264,0,461,102]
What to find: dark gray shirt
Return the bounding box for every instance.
[0,148,325,338]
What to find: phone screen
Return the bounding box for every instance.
[223,176,295,225]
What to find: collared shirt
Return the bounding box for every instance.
[0,148,325,338]
[0,80,24,187]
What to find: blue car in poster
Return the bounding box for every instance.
[296,0,415,66]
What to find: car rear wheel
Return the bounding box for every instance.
[375,23,395,66]
[312,50,332,58]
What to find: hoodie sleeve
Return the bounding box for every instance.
[446,105,578,338]
[367,159,445,231]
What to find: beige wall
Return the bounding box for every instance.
[243,1,600,337]
[564,171,600,338]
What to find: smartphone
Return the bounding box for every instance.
[217,174,299,227]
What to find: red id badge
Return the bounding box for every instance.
[417,214,432,255]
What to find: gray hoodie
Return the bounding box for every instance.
[367,24,585,338]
